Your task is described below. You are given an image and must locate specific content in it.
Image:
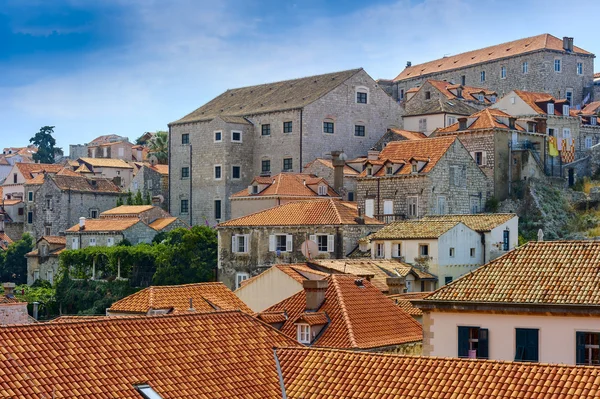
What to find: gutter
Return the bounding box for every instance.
[168,125,172,214]
[299,109,303,172]
[412,299,600,316]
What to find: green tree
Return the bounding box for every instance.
[148,131,168,164]
[116,196,124,207]
[0,234,34,284]
[144,190,152,205]
[126,190,134,205]
[30,126,60,164]
[134,190,143,205]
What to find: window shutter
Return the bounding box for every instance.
[286,234,293,252]
[309,235,317,243]
[392,243,398,258]
[478,328,489,359]
[269,235,276,252]
[515,328,525,361]
[327,235,334,253]
[576,332,586,365]
[232,235,237,252]
[244,235,250,253]
[458,327,470,358]
[529,329,539,362]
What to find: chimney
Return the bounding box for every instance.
[355,207,365,224]
[330,150,345,195]
[303,279,328,311]
[188,298,195,312]
[386,277,406,295]
[508,117,516,130]
[406,61,412,68]
[3,282,15,298]
[79,217,86,230]
[458,117,467,130]
[563,37,573,52]
[0,214,4,233]
[33,302,39,320]
[367,150,379,161]
[537,229,544,242]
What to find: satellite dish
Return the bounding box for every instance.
[300,240,319,260]
[149,155,158,166]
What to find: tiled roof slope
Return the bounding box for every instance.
[264,275,422,349]
[40,236,67,245]
[276,347,600,399]
[427,79,497,103]
[149,164,169,175]
[108,282,253,314]
[66,218,140,232]
[388,292,430,316]
[582,101,600,115]
[378,136,456,174]
[512,90,569,115]
[437,108,526,133]
[303,158,360,175]
[231,173,339,198]
[370,220,461,240]
[421,213,516,232]
[171,69,362,125]
[15,162,64,181]
[101,205,154,215]
[238,263,329,289]
[394,34,592,81]
[51,174,121,193]
[0,232,13,250]
[0,312,300,398]
[404,97,479,116]
[425,241,600,305]
[78,157,134,168]
[218,199,382,227]
[388,128,426,140]
[149,217,181,231]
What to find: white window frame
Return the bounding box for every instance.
[392,242,402,258]
[107,237,114,247]
[418,118,427,132]
[269,234,292,253]
[585,137,593,149]
[447,116,457,126]
[89,237,97,247]
[563,128,572,140]
[214,130,223,143]
[71,237,79,250]
[231,130,243,143]
[297,324,311,344]
[118,147,124,157]
[547,103,554,115]
[577,62,583,75]
[355,86,369,104]
[407,196,419,218]
[365,199,375,218]
[590,117,597,126]
[563,104,570,116]
[33,270,40,281]
[522,61,528,74]
[375,243,384,258]
[317,185,327,196]
[232,165,241,180]
[554,58,561,72]
[311,234,334,253]
[501,66,507,79]
[214,164,222,180]
[235,272,250,289]
[419,244,429,257]
[232,234,249,254]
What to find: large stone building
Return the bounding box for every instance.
[168,68,403,226]
[386,34,595,106]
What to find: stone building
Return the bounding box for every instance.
[26,236,66,285]
[303,157,362,201]
[216,199,383,290]
[24,174,121,239]
[573,102,600,155]
[99,204,188,233]
[356,136,489,221]
[388,34,595,106]
[128,164,169,209]
[0,198,24,241]
[75,157,134,189]
[371,128,426,151]
[2,162,66,201]
[86,134,134,161]
[65,217,157,250]
[0,283,33,325]
[168,68,403,226]
[434,108,546,200]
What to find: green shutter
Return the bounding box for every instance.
[458,327,470,358]
[576,332,586,365]
[528,329,539,362]
[515,328,539,362]
[515,328,526,361]
[478,328,489,359]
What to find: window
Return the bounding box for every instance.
[89,238,96,247]
[392,243,402,258]
[232,166,241,179]
[515,328,539,362]
[276,235,287,252]
[283,158,293,171]
[252,185,259,194]
[261,160,271,174]
[563,104,570,115]
[566,90,573,106]
[449,247,455,257]
[547,103,554,115]
[44,226,51,236]
[47,269,54,284]
[261,124,271,136]
[366,166,373,176]
[470,248,476,257]
[461,75,466,85]
[449,165,466,187]
[475,152,483,165]
[214,200,222,220]
[563,128,572,140]
[27,212,33,224]
[458,326,489,359]
[577,62,583,75]
[490,95,497,103]
[181,167,189,179]
[323,121,334,134]
[90,210,98,219]
[419,244,429,257]
[147,180,153,190]
[27,191,33,202]
[180,199,189,214]
[407,196,418,218]
[317,235,328,252]
[586,137,593,149]
[347,192,354,201]
[33,270,39,282]
[214,131,222,142]
[522,61,528,74]
[425,91,431,100]
[365,199,374,218]
[107,237,114,247]
[45,198,51,209]
[447,116,456,126]
[103,147,108,157]
[317,185,327,196]
[354,125,365,137]
[375,243,384,258]
[71,237,79,250]
[576,332,600,366]
[503,230,510,251]
[386,166,393,175]
[400,89,405,99]
[270,234,292,253]
[591,117,597,126]
[437,196,446,215]
[231,130,242,142]
[297,324,311,344]
[470,197,480,214]
[501,66,507,79]
[13,173,17,184]
[406,280,413,292]
[480,71,486,82]
[283,121,293,133]
[182,134,189,145]
[477,94,484,102]
[418,118,427,132]
[135,384,164,399]
[235,272,250,289]
[554,59,561,72]
[357,91,368,104]
[445,276,453,284]
[232,235,249,254]
[214,165,222,180]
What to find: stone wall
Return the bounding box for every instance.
[0,303,32,325]
[27,255,60,286]
[303,161,357,201]
[129,167,169,210]
[4,222,23,241]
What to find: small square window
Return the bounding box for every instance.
[182,134,189,145]
[90,210,98,219]
[89,238,96,247]
[354,125,365,137]
[261,160,271,174]
[232,166,241,179]
[554,59,561,72]
[323,121,334,134]
[419,244,429,256]
[470,248,476,257]
[425,91,431,100]
[261,124,271,136]
[357,92,367,104]
[232,131,242,142]
[577,62,583,75]
[283,121,293,133]
[214,165,222,180]
[180,199,189,214]
[181,167,189,179]
[214,200,222,220]
[449,247,455,257]
[480,71,486,82]
[475,152,483,165]
[214,131,222,142]
[283,158,293,171]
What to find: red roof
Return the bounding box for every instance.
[437,108,526,133]
[231,173,339,198]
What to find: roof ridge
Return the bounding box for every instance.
[330,275,359,348]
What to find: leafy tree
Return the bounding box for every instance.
[144,190,152,205]
[116,196,124,207]
[134,190,143,205]
[30,126,60,164]
[126,190,134,205]
[0,234,34,284]
[148,131,168,164]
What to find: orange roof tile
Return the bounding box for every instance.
[294,311,328,326]
[582,101,600,115]
[304,159,361,176]
[108,282,253,314]
[149,164,169,175]
[257,310,288,324]
[388,292,430,316]
[377,136,456,175]
[101,205,155,216]
[275,347,600,399]
[388,128,426,140]
[66,218,140,232]
[263,274,422,349]
[275,264,329,284]
[218,199,382,227]
[149,217,181,230]
[425,241,600,305]
[0,199,22,206]
[14,162,64,182]
[394,34,592,81]
[426,79,497,103]
[512,90,570,115]
[39,236,66,245]
[51,174,121,194]
[78,157,134,168]
[231,173,339,198]
[421,213,516,232]
[0,233,13,250]
[370,220,462,240]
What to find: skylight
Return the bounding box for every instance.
[135,384,163,399]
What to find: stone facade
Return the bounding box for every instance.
[302,160,358,201]
[68,144,87,160]
[66,220,157,250]
[128,166,169,210]
[88,140,134,161]
[26,237,65,285]
[217,224,382,290]
[169,69,403,226]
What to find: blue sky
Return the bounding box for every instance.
[1,0,599,152]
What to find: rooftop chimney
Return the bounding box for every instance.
[367,150,379,161]
[188,297,195,312]
[33,302,39,320]
[458,117,467,130]
[355,207,365,225]
[406,61,412,68]
[386,277,406,295]
[303,279,328,311]
[563,37,574,52]
[3,282,15,298]
[537,229,544,242]
[330,150,345,195]
[79,217,86,230]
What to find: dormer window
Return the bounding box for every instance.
[547,103,554,115]
[386,166,393,175]
[317,185,327,196]
[477,94,484,102]
[490,95,497,103]
[591,117,597,126]
[297,324,311,344]
[411,164,418,173]
[367,166,373,176]
[135,384,163,399]
[252,185,259,194]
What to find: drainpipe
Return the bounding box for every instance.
[508,140,512,196]
[480,232,486,264]
[335,227,343,258]
[377,178,381,217]
[299,109,303,172]
[168,125,172,214]
[189,143,193,226]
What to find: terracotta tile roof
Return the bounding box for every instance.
[388,292,430,316]
[595,72,600,79]
[231,173,339,198]
[582,101,600,115]
[257,311,288,324]
[74,163,92,173]
[275,347,600,399]
[149,217,181,231]
[101,205,154,216]
[370,220,462,240]
[421,213,516,232]
[308,259,436,292]
[170,69,362,125]
[511,90,570,115]
[394,34,593,81]
[66,218,140,232]
[78,157,134,168]
[438,108,526,133]
[108,282,253,314]
[425,80,497,103]
[304,158,362,176]
[404,97,480,117]
[88,134,128,146]
[294,311,328,326]
[275,264,329,284]
[263,274,422,349]
[50,174,121,194]
[0,311,300,398]
[0,233,13,250]
[0,295,22,304]
[39,236,66,245]
[47,315,108,323]
[0,199,22,206]
[425,241,600,305]
[149,164,169,175]
[376,136,456,174]
[0,156,9,166]
[218,199,383,227]
[14,162,64,182]
[388,128,426,140]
